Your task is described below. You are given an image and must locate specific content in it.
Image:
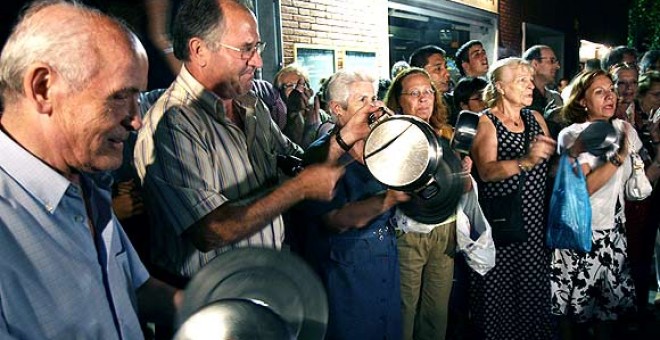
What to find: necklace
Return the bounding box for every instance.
[500,113,522,127]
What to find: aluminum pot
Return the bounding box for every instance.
[363,115,442,192]
[451,110,480,154]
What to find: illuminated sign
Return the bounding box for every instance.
[449,0,498,14]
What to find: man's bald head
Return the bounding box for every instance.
[0,0,144,103]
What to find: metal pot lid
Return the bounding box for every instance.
[399,138,464,224]
[174,298,292,340]
[177,248,328,340]
[451,110,480,154]
[364,116,440,189]
[578,120,617,156]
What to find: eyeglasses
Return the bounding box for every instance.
[401,88,436,99]
[219,41,266,60]
[280,81,309,91]
[537,57,560,65]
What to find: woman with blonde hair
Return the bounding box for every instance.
[470,57,556,339]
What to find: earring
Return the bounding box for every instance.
[584,107,588,111]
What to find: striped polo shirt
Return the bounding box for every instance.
[134,66,302,278]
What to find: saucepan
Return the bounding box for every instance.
[451,110,481,154]
[363,113,464,224]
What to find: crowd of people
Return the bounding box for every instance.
[1,1,660,340]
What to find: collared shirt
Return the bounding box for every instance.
[134,66,302,278]
[0,130,149,340]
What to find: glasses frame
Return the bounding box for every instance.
[401,88,436,99]
[219,41,267,60]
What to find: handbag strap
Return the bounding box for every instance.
[518,109,532,190]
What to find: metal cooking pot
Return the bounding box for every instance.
[364,115,442,192]
[451,110,480,154]
[176,248,328,340]
[363,115,464,224]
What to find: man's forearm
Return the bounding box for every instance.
[186,177,305,251]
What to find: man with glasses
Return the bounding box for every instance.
[455,40,490,79]
[523,45,564,138]
[134,0,376,281]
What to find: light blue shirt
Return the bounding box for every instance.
[0,130,149,339]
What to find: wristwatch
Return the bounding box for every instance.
[609,153,623,167]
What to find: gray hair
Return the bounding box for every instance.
[0,0,132,101]
[483,57,533,108]
[325,70,377,110]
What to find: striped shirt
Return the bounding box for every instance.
[134,66,302,278]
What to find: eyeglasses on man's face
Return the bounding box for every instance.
[401,88,436,99]
[219,41,266,60]
[537,57,559,65]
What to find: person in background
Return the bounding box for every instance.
[523,45,564,138]
[0,1,179,337]
[273,63,333,148]
[453,76,488,113]
[557,77,570,93]
[470,57,556,340]
[552,69,660,339]
[602,46,638,72]
[384,67,468,340]
[134,0,375,282]
[611,62,640,123]
[391,60,411,79]
[298,70,410,340]
[409,45,458,126]
[623,70,660,316]
[640,50,660,74]
[455,40,489,79]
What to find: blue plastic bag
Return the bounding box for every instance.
[546,154,592,252]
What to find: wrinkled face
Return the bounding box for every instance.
[614,68,638,106]
[423,53,450,93]
[399,73,435,122]
[54,39,147,172]
[534,48,560,84]
[640,81,660,113]
[277,71,311,98]
[498,65,535,107]
[206,7,263,98]
[335,81,376,125]
[463,44,489,77]
[581,75,617,121]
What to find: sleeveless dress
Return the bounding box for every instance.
[469,109,555,339]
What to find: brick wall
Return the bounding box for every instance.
[280,0,389,77]
[498,0,522,56]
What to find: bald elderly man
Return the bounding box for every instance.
[0,1,178,338]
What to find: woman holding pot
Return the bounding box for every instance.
[469,57,556,339]
[384,67,468,340]
[296,70,410,340]
[551,69,660,339]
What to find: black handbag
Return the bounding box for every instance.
[480,180,526,246]
[479,111,531,246]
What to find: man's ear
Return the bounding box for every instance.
[189,37,208,68]
[23,63,54,115]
